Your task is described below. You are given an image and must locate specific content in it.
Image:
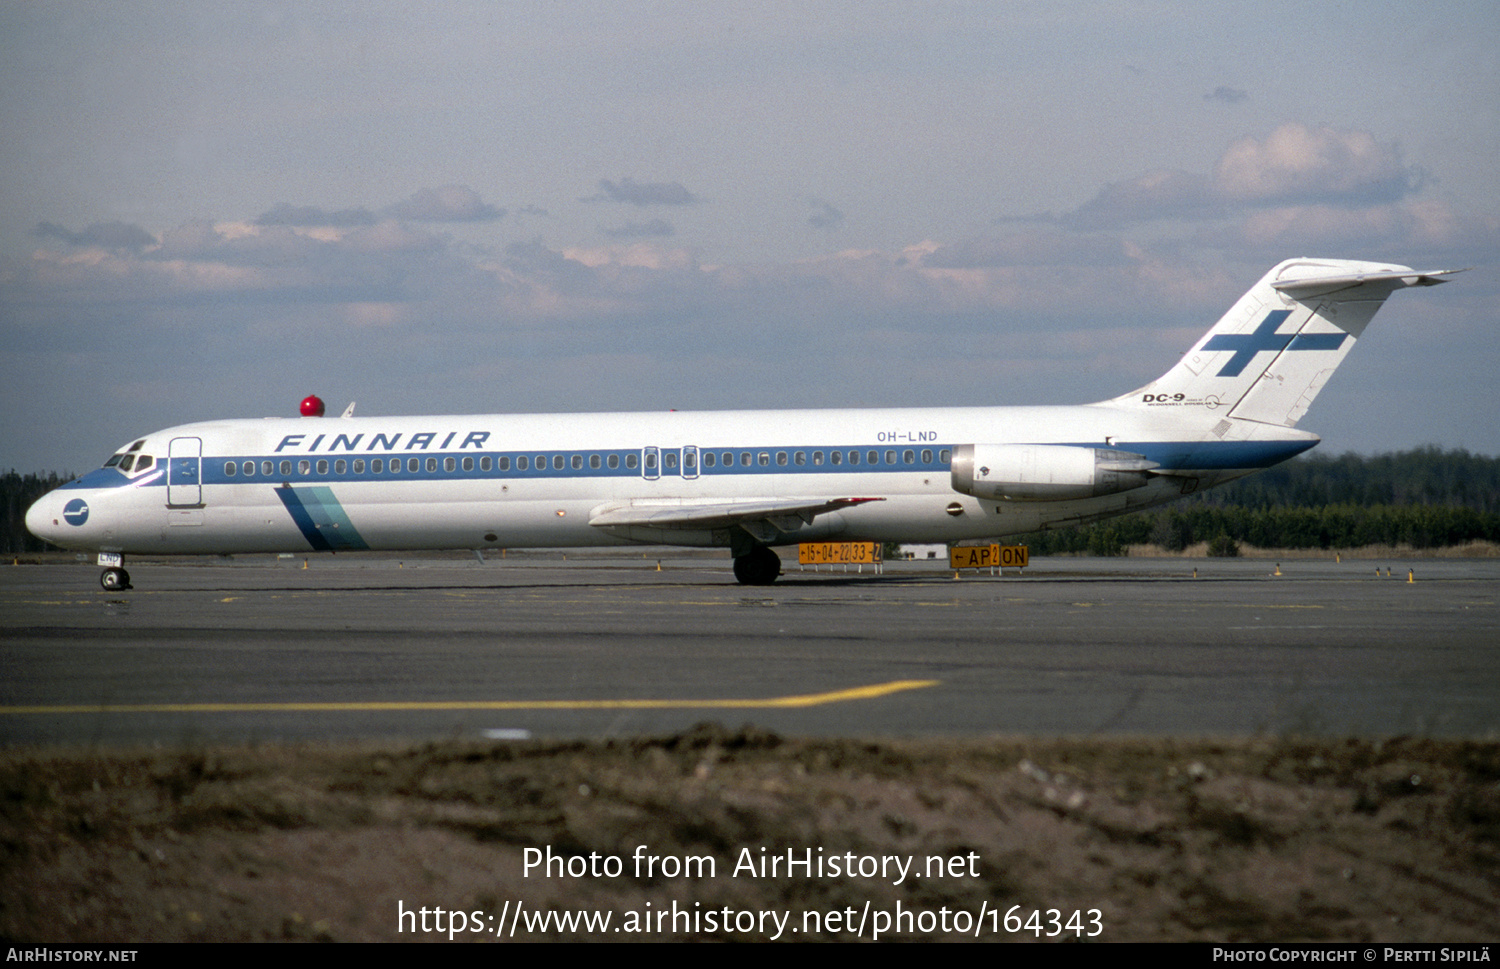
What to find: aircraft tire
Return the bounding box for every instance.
[100,568,131,592]
[733,546,780,585]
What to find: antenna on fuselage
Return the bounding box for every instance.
[340,401,356,418]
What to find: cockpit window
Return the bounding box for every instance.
[108,452,155,474]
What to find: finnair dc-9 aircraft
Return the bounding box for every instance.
[26,258,1457,589]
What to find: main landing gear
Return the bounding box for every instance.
[732,546,781,586]
[101,567,132,591]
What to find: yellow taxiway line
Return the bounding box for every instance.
[1,679,938,715]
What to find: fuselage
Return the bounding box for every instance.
[24,401,1315,557]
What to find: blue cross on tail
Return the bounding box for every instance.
[1202,309,1347,377]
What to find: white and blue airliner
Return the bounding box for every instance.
[26,258,1457,588]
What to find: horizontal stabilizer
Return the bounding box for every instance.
[1271,267,1466,300]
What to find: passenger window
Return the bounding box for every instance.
[426,457,438,473]
[870,450,881,464]
[335,459,347,474]
[626,453,639,469]
[812,451,823,465]
[721,452,732,466]
[536,454,546,469]
[444,457,455,472]
[496,456,508,471]
[939,448,951,464]
[758,452,770,467]
[741,452,752,467]
[372,458,384,473]
[607,454,619,469]
[664,452,678,470]
[316,460,329,475]
[571,454,583,470]
[262,460,273,476]
[794,451,806,466]
[921,449,932,464]
[589,454,600,469]
[776,452,788,466]
[518,456,528,470]
[409,458,420,473]
[886,450,897,465]
[280,460,292,476]
[903,450,914,464]
[703,452,716,468]
[225,462,236,476]
[389,458,400,474]
[353,459,364,474]
[684,450,696,470]
[553,455,564,470]
[463,456,474,472]
[645,451,658,470]
[849,451,860,465]
[831,450,842,465]
[243,461,255,476]
[298,460,311,475]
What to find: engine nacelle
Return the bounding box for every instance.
[950,444,1158,501]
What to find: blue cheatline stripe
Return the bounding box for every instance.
[115,438,1318,496]
[275,486,370,552]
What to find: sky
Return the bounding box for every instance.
[2,0,1497,473]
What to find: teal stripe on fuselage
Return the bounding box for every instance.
[275,486,369,552]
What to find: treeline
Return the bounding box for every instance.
[1189,446,1500,513]
[1020,504,1500,556]
[1017,448,1500,555]
[2,471,74,554]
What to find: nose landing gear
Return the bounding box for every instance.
[100,567,131,591]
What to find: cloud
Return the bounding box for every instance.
[602,219,675,239]
[384,185,505,222]
[582,178,702,206]
[31,221,158,251]
[1062,170,1221,230]
[808,199,845,231]
[254,204,378,227]
[1205,85,1248,104]
[1213,123,1427,206]
[1054,123,1429,229]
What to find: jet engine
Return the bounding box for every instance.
[950,444,1158,501]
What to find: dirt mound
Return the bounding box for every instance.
[3,728,1497,941]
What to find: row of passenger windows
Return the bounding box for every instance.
[220,448,952,478]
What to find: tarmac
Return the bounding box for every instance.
[2,551,1496,745]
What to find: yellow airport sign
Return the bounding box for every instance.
[798,542,882,565]
[949,544,1029,569]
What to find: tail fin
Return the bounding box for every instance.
[1111,258,1460,427]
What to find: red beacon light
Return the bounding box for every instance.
[299,395,326,418]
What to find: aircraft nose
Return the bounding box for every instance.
[25,492,74,547]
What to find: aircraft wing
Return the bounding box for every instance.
[589,496,883,542]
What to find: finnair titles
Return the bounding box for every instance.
[25,258,1460,588]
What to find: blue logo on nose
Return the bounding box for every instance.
[63,499,89,526]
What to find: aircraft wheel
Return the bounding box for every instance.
[100,568,131,592]
[733,546,781,586]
